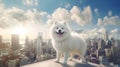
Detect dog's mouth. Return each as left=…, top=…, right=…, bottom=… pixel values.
left=56, top=31, right=65, bottom=36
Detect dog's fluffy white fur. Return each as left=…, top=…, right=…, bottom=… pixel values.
left=50, top=21, right=87, bottom=64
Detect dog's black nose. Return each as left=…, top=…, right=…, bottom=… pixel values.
left=58, top=30, right=61, bottom=33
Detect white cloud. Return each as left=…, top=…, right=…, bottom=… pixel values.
left=111, top=28, right=119, bottom=33
left=110, top=28, right=120, bottom=39
left=23, top=0, right=38, bottom=6
left=97, top=15, right=120, bottom=26
left=94, top=8, right=98, bottom=16
left=97, top=10, right=120, bottom=26
left=26, top=9, right=47, bottom=23
left=0, top=2, right=4, bottom=13
left=70, top=6, right=80, bottom=15
left=65, top=3, right=70, bottom=8
left=0, top=3, right=48, bottom=28
left=47, top=6, right=92, bottom=26
left=70, top=6, right=92, bottom=26
left=79, top=28, right=102, bottom=40
left=108, top=10, right=112, bottom=16
left=47, top=7, right=71, bottom=25
left=6, top=7, right=27, bottom=22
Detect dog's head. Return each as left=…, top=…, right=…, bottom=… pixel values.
left=50, top=21, right=71, bottom=41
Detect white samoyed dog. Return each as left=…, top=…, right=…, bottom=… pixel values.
left=50, top=21, right=87, bottom=64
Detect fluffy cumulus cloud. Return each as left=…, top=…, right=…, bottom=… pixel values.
left=111, top=28, right=119, bottom=33
left=70, top=6, right=92, bottom=26
left=6, top=7, right=27, bottom=22
left=97, top=10, right=120, bottom=26
left=65, top=3, right=70, bottom=8
left=0, top=2, right=4, bottom=12
left=0, top=3, right=47, bottom=28
left=94, top=8, right=98, bottom=16
left=23, top=0, right=38, bottom=6
left=110, top=28, right=120, bottom=39
left=79, top=28, right=101, bottom=40
left=25, top=9, right=47, bottom=23
left=47, top=6, right=92, bottom=26
left=97, top=15, right=120, bottom=26
left=47, top=7, right=71, bottom=25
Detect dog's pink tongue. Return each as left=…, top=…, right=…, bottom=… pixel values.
left=58, top=34, right=62, bottom=37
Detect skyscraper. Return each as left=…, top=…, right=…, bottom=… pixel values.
left=35, top=32, right=43, bottom=61
left=11, top=34, right=20, bottom=50
left=104, top=29, right=108, bottom=41
left=25, top=36, right=30, bottom=51
left=0, top=35, right=2, bottom=45
left=25, top=36, right=29, bottom=45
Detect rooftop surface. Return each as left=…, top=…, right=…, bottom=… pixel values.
left=22, top=58, right=113, bottom=67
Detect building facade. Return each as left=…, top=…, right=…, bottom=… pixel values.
left=11, top=34, right=20, bottom=50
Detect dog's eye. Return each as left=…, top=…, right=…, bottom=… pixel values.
left=57, top=27, right=58, bottom=29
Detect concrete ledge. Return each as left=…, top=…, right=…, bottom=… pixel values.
left=22, top=59, right=113, bottom=67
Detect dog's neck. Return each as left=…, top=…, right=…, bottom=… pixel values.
left=56, top=34, right=71, bottom=43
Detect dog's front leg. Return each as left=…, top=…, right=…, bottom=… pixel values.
left=63, top=52, right=69, bottom=64
left=69, top=53, right=74, bottom=61
left=55, top=51, right=61, bottom=62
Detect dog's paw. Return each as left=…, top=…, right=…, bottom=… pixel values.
left=68, top=58, right=72, bottom=61
left=63, top=60, right=67, bottom=64
left=82, top=60, right=87, bottom=64
left=54, top=59, right=59, bottom=63
left=63, top=62, right=67, bottom=65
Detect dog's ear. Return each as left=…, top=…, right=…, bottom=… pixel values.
left=63, top=21, right=67, bottom=25
left=54, top=21, right=58, bottom=25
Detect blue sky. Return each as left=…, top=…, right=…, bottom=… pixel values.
left=0, top=0, right=120, bottom=39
